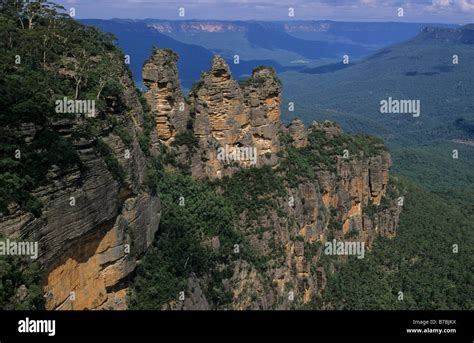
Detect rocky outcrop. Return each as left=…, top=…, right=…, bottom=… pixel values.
left=241, top=66, right=282, bottom=157
left=43, top=192, right=160, bottom=310
left=288, top=118, right=308, bottom=148
left=143, top=49, right=190, bottom=145
left=147, top=53, right=281, bottom=178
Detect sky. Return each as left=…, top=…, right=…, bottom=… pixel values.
left=54, top=0, right=474, bottom=23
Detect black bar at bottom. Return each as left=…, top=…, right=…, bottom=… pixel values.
left=0, top=311, right=472, bottom=340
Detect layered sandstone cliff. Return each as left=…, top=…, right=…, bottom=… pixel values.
left=0, top=58, right=160, bottom=310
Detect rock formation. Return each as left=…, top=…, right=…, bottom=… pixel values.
left=143, top=49, right=190, bottom=146
left=140, top=49, right=401, bottom=309
left=143, top=51, right=282, bottom=179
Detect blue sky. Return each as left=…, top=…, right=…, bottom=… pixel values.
left=55, top=0, right=474, bottom=23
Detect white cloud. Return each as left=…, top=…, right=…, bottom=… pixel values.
left=432, top=0, right=453, bottom=6
left=458, top=0, right=474, bottom=11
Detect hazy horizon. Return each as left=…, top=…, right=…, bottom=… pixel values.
left=54, top=0, right=474, bottom=24
left=78, top=18, right=467, bottom=25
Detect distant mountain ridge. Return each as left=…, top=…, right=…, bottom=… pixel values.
left=279, top=23, right=474, bottom=196
left=144, top=19, right=456, bottom=45
left=280, top=23, right=474, bottom=146
left=81, top=19, right=299, bottom=89
left=81, top=19, right=457, bottom=89
left=417, top=24, right=474, bottom=44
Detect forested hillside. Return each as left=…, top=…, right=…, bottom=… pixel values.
left=320, top=180, right=474, bottom=310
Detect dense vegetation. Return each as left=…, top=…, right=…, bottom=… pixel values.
left=129, top=166, right=275, bottom=309
left=129, top=171, right=232, bottom=308
left=320, top=179, right=473, bottom=310
left=392, top=140, right=474, bottom=192
left=219, top=165, right=286, bottom=221
left=0, top=237, right=44, bottom=310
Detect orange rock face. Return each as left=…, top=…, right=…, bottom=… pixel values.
left=45, top=223, right=116, bottom=310
left=143, top=49, right=190, bottom=146
left=43, top=191, right=160, bottom=310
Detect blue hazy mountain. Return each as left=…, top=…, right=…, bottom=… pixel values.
left=144, top=20, right=456, bottom=64
left=283, top=20, right=456, bottom=46
left=81, top=19, right=456, bottom=89
left=81, top=19, right=299, bottom=89
left=242, top=21, right=370, bottom=59
left=280, top=25, right=474, bottom=146
left=280, top=24, right=474, bottom=192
